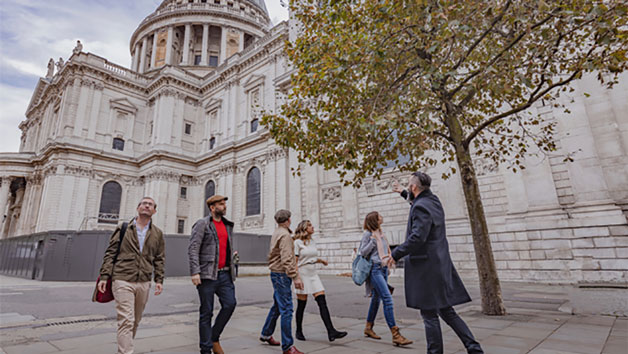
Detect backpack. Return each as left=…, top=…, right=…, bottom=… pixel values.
left=351, top=254, right=372, bottom=286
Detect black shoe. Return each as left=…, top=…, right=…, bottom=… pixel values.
left=328, top=330, right=348, bottom=342
left=296, top=330, right=306, bottom=341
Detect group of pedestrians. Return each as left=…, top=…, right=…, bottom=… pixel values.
left=96, top=171, right=484, bottom=354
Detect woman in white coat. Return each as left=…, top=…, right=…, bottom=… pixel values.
left=293, top=220, right=348, bottom=342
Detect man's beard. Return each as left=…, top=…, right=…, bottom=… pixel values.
left=213, top=208, right=226, bottom=217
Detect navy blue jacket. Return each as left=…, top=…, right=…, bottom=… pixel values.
left=391, top=189, right=471, bottom=310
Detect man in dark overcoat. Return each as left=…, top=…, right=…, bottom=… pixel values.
left=388, top=172, right=483, bottom=354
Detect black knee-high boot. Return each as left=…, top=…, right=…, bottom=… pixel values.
left=296, top=299, right=307, bottom=340
left=315, top=295, right=348, bottom=342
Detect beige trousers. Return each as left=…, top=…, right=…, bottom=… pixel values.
left=113, top=280, right=151, bottom=354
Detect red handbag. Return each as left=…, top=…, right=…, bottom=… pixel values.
left=92, top=222, right=128, bottom=303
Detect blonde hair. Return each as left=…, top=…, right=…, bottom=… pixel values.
left=294, top=220, right=312, bottom=244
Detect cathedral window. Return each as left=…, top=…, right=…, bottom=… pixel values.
left=246, top=167, right=261, bottom=216
left=209, top=56, right=218, bottom=67
left=195, top=55, right=202, bottom=65
left=98, top=181, right=122, bottom=224
left=184, top=123, right=192, bottom=135
left=209, top=136, right=216, bottom=150
left=204, top=180, right=216, bottom=216
left=250, top=118, right=259, bottom=133
left=178, top=219, right=186, bottom=234
left=180, top=186, right=187, bottom=199
left=112, top=138, right=125, bottom=151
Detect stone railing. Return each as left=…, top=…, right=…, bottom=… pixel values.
left=139, top=2, right=269, bottom=28
left=102, top=60, right=149, bottom=85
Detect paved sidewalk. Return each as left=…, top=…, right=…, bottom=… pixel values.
left=1, top=275, right=626, bottom=353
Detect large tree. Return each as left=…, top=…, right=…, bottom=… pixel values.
left=264, top=0, right=628, bottom=314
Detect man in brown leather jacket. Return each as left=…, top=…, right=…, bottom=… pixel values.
left=98, top=197, right=165, bottom=354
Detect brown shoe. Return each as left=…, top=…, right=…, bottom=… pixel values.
left=259, top=336, right=280, bottom=346
left=390, top=326, right=413, bottom=346
left=283, top=346, right=304, bottom=354
left=364, top=321, right=381, bottom=340
left=212, top=341, right=224, bottom=354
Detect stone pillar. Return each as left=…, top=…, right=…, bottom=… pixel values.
left=151, top=33, right=158, bottom=69
left=201, top=24, right=209, bottom=66
left=220, top=26, right=227, bottom=64
left=0, top=177, right=10, bottom=221
left=181, top=24, right=191, bottom=65
left=132, top=44, right=141, bottom=72
left=165, top=26, right=174, bottom=65
left=239, top=31, right=245, bottom=52
left=139, top=37, right=148, bottom=73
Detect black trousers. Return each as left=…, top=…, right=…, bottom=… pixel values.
left=420, top=307, right=483, bottom=354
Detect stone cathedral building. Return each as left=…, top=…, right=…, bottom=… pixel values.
left=1, top=0, right=627, bottom=284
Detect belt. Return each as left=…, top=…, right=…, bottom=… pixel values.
left=218, top=266, right=230, bottom=272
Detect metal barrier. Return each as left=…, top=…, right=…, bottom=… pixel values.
left=0, top=230, right=270, bottom=281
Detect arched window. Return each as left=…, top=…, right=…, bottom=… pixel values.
left=250, top=118, right=259, bottom=133
left=98, top=181, right=122, bottom=224
left=112, top=138, right=125, bottom=151
left=203, top=180, right=216, bottom=216
left=209, top=136, right=216, bottom=150
left=246, top=167, right=261, bottom=216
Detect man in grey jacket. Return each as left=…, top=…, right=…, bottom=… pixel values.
left=188, top=195, right=237, bottom=354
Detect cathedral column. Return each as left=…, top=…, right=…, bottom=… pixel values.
left=181, top=23, right=191, bottom=65
left=0, top=177, right=10, bottom=221
left=201, top=24, right=209, bottom=66
left=165, top=26, right=174, bottom=65
left=132, top=44, right=140, bottom=72
left=239, top=31, right=245, bottom=52
left=220, top=26, right=227, bottom=64
left=139, top=37, right=148, bottom=73
left=150, top=33, right=158, bottom=69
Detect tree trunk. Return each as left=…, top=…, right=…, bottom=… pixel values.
left=455, top=145, right=506, bottom=315
left=444, top=111, right=506, bottom=315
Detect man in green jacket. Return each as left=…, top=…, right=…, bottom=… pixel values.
left=98, top=197, right=165, bottom=354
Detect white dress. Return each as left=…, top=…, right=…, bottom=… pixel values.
left=294, top=238, right=325, bottom=295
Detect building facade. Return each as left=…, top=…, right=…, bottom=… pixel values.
left=0, top=0, right=627, bottom=284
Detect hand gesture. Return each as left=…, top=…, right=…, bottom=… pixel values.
left=318, top=258, right=328, bottom=266
left=191, top=274, right=201, bottom=286
left=392, top=180, right=404, bottom=193
left=386, top=257, right=396, bottom=269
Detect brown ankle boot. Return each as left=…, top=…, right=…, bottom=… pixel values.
left=364, top=321, right=381, bottom=339
left=212, top=341, right=224, bottom=354
left=390, top=326, right=413, bottom=346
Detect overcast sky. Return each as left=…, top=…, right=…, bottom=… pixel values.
left=0, top=0, right=289, bottom=152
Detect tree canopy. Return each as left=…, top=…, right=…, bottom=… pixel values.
left=264, top=0, right=628, bottom=184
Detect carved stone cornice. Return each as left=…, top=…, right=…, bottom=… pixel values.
left=64, top=164, right=93, bottom=178
left=144, top=169, right=181, bottom=182
left=267, top=147, right=287, bottom=162
left=180, top=174, right=202, bottom=186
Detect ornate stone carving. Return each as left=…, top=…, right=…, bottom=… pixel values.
left=364, top=177, right=398, bottom=197
left=474, top=158, right=498, bottom=176
left=321, top=186, right=341, bottom=201
left=64, top=165, right=93, bottom=177
left=241, top=214, right=264, bottom=229
left=145, top=169, right=181, bottom=182
left=267, top=147, right=287, bottom=162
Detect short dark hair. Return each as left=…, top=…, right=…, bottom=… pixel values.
left=138, top=197, right=157, bottom=209
left=410, top=171, right=431, bottom=190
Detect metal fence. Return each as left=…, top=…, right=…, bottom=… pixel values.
left=0, top=230, right=271, bottom=281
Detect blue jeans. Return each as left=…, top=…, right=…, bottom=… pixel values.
left=261, top=272, right=294, bottom=351
left=366, top=263, right=396, bottom=328
left=197, top=271, right=237, bottom=353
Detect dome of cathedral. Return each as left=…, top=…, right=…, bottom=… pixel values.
left=129, top=0, right=271, bottom=74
